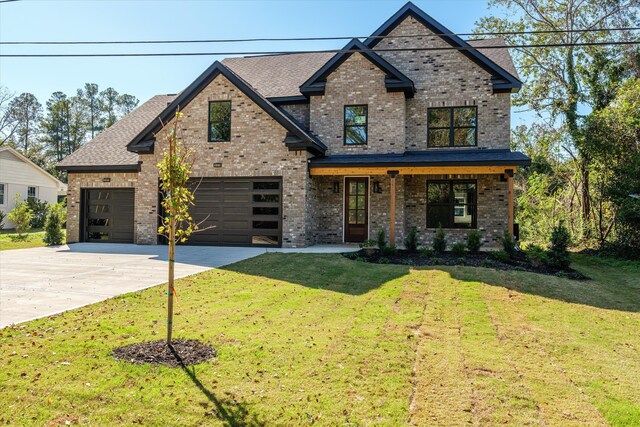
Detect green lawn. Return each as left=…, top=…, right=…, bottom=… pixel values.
left=0, top=228, right=65, bottom=251
left=1, top=254, right=638, bottom=426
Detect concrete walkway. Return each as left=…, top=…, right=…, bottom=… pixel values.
left=0, top=243, right=357, bottom=327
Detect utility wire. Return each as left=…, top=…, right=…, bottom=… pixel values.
left=2, top=26, right=639, bottom=45
left=1, top=40, right=638, bottom=58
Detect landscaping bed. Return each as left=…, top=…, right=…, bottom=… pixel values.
left=344, top=248, right=589, bottom=280
left=112, top=338, right=216, bottom=367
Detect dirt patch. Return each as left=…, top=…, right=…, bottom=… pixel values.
left=112, top=339, right=216, bottom=367
left=344, top=250, right=589, bottom=280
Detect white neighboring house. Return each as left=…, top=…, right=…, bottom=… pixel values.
left=0, top=146, right=67, bottom=229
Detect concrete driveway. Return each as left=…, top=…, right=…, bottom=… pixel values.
left=0, top=243, right=355, bottom=327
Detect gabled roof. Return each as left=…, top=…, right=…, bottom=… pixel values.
left=57, top=95, right=175, bottom=171
left=1, top=146, right=67, bottom=190
left=300, top=38, right=415, bottom=97
left=364, top=1, right=522, bottom=93
left=127, top=61, right=326, bottom=155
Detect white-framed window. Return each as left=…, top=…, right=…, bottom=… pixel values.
left=27, top=186, right=37, bottom=201
left=0, top=183, right=5, bottom=205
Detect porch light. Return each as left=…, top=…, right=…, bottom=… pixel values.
left=373, top=181, right=382, bottom=193
left=333, top=181, right=340, bottom=193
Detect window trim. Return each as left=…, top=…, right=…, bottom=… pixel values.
left=427, top=106, right=478, bottom=148
left=0, top=183, right=5, bottom=206
left=343, top=104, right=368, bottom=146
left=426, top=179, right=477, bottom=229
left=207, top=100, right=232, bottom=142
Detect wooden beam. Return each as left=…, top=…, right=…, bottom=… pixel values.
left=389, top=174, right=396, bottom=246
left=507, top=173, right=514, bottom=237
left=310, top=165, right=516, bottom=176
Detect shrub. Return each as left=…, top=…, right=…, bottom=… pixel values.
left=0, top=210, right=6, bottom=230
left=8, top=195, right=33, bottom=237
left=360, top=239, right=378, bottom=249
left=26, top=198, right=49, bottom=229
left=491, top=250, right=511, bottom=263
left=451, top=242, right=466, bottom=256
left=525, top=244, right=548, bottom=266
left=382, top=245, right=397, bottom=256
left=547, top=223, right=571, bottom=269
left=432, top=225, right=447, bottom=253
left=500, top=230, right=516, bottom=258
left=376, top=229, right=386, bottom=250
left=404, top=227, right=418, bottom=252
left=419, top=247, right=434, bottom=257
left=466, top=230, right=482, bottom=253
left=480, top=258, right=495, bottom=268
left=44, top=203, right=65, bottom=245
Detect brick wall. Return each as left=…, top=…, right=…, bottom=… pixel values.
left=278, top=103, right=310, bottom=129
left=373, top=16, right=511, bottom=151
left=309, top=53, right=406, bottom=155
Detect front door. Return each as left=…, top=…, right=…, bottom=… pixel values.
left=345, top=177, right=368, bottom=243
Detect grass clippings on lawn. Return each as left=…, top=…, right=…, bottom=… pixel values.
left=1, top=253, right=639, bottom=426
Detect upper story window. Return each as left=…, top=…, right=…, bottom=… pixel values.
left=0, top=183, right=5, bottom=205
left=427, top=180, right=477, bottom=229
left=208, top=101, right=231, bottom=142
left=427, top=107, right=477, bottom=147
left=27, top=186, right=37, bottom=201
left=344, top=105, right=368, bottom=145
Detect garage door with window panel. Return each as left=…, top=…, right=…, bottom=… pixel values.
left=186, top=177, right=282, bottom=247
left=83, top=188, right=134, bottom=243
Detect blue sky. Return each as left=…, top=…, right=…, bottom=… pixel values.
left=0, top=0, right=529, bottom=125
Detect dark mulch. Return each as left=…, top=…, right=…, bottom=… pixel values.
left=112, top=339, right=217, bottom=367
left=344, top=249, right=589, bottom=280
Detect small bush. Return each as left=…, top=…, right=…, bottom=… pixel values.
left=451, top=242, right=466, bottom=256
left=44, top=203, right=65, bottom=245
left=432, top=225, right=447, bottom=253
left=491, top=250, right=511, bottom=263
left=382, top=245, right=397, bottom=256
left=466, top=230, right=482, bottom=253
left=404, top=227, right=418, bottom=252
left=525, top=244, right=548, bottom=266
left=376, top=229, right=386, bottom=250
left=419, top=247, right=434, bottom=257
left=430, top=257, right=441, bottom=265
left=8, top=195, right=33, bottom=237
left=500, top=230, right=516, bottom=258
left=0, top=210, right=6, bottom=230
left=547, top=223, right=571, bottom=269
left=360, top=239, right=378, bottom=249
left=26, top=198, right=49, bottom=228
left=480, top=258, right=495, bottom=268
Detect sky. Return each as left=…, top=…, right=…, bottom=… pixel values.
left=0, top=0, right=531, bottom=125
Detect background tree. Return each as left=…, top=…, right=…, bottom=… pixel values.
left=118, top=93, right=139, bottom=116
left=99, top=87, right=120, bottom=129
left=7, top=93, right=42, bottom=152
left=0, top=86, right=17, bottom=144
left=80, top=83, right=101, bottom=138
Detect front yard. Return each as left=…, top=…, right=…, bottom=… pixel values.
left=1, top=253, right=638, bottom=426
left=0, top=228, right=65, bottom=251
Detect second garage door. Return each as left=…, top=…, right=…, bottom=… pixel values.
left=186, top=177, right=282, bottom=247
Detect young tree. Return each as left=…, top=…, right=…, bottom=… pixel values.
left=157, top=110, right=199, bottom=345
left=8, top=195, right=33, bottom=237
left=7, top=93, right=42, bottom=152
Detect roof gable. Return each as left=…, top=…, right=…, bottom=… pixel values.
left=300, top=39, right=415, bottom=97
left=364, top=2, right=521, bottom=93
left=1, top=147, right=66, bottom=190
left=127, top=61, right=326, bottom=155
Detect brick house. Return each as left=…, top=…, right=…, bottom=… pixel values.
left=57, top=2, right=530, bottom=248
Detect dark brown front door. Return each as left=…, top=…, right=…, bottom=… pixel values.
left=345, top=177, right=368, bottom=243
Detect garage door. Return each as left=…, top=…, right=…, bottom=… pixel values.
left=186, top=177, right=282, bottom=247
left=83, top=188, right=134, bottom=243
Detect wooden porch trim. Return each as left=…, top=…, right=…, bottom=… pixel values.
left=310, top=165, right=517, bottom=176
left=507, top=171, right=514, bottom=237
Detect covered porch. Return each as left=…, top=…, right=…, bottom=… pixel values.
left=307, top=150, right=531, bottom=248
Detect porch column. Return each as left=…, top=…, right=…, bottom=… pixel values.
left=506, top=169, right=514, bottom=237
left=388, top=170, right=399, bottom=245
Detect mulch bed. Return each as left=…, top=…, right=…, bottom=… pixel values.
left=344, top=249, right=589, bottom=280
left=112, top=339, right=216, bottom=367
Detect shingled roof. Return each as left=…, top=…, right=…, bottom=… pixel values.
left=57, top=94, right=175, bottom=170
left=467, top=38, right=519, bottom=80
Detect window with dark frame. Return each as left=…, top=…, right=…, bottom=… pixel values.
left=27, top=186, right=37, bottom=201
left=208, top=101, right=231, bottom=142
left=427, top=107, right=477, bottom=147
left=0, top=183, right=5, bottom=205
left=344, top=105, right=368, bottom=145
left=427, top=180, right=477, bottom=229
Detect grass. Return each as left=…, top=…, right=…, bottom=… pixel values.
left=0, top=228, right=65, bottom=251
left=0, top=253, right=639, bottom=426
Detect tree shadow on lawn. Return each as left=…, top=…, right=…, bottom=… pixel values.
left=419, top=263, right=640, bottom=313
left=220, top=253, right=410, bottom=295
left=169, top=346, right=265, bottom=427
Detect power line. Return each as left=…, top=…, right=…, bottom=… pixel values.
left=1, top=40, right=638, bottom=58
left=2, top=26, right=639, bottom=45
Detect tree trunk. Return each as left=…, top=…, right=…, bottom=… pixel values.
left=167, top=217, right=175, bottom=345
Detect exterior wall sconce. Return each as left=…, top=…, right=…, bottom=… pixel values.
left=333, top=181, right=340, bottom=193
left=373, top=181, right=382, bottom=193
